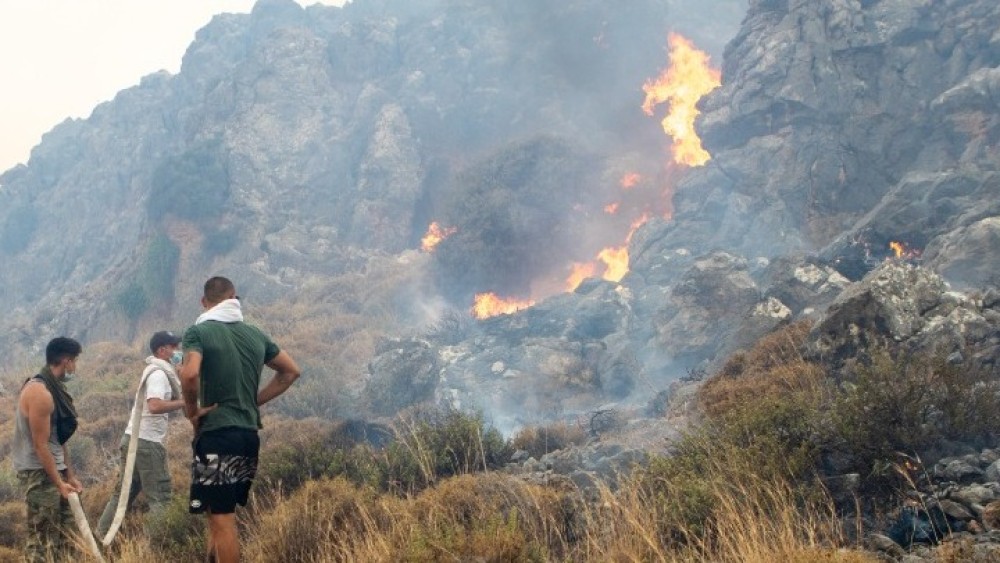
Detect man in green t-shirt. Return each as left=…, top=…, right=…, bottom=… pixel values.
left=179, top=276, right=301, bottom=563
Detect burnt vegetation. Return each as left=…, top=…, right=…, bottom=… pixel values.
left=430, top=136, right=606, bottom=303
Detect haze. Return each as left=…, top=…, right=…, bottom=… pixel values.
left=0, top=0, right=346, bottom=174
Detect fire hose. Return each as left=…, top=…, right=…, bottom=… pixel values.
left=68, top=491, right=105, bottom=561
left=100, top=364, right=181, bottom=546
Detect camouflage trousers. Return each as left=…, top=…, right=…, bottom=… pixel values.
left=17, top=468, right=74, bottom=563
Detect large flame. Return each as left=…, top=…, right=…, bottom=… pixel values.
left=598, top=247, right=629, bottom=283
left=472, top=292, right=535, bottom=319
left=566, top=262, right=598, bottom=291
left=642, top=33, right=721, bottom=167
left=564, top=213, right=649, bottom=292
left=421, top=222, right=457, bottom=252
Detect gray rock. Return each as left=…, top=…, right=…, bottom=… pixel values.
left=984, top=460, right=1000, bottom=483
left=936, top=458, right=986, bottom=484
left=939, top=499, right=975, bottom=521
left=866, top=533, right=905, bottom=557
left=363, top=338, right=441, bottom=416
left=951, top=484, right=997, bottom=507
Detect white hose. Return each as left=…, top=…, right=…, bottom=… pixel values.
left=100, top=374, right=148, bottom=546
left=68, top=491, right=105, bottom=561
left=101, top=364, right=180, bottom=546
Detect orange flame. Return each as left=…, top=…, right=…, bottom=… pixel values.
left=889, top=241, right=904, bottom=258
left=604, top=202, right=620, bottom=215
left=472, top=292, right=535, bottom=319
left=620, top=172, right=641, bottom=189
left=599, top=247, right=629, bottom=283
left=421, top=222, right=457, bottom=252
left=566, top=262, right=598, bottom=292
left=642, top=33, right=721, bottom=167
left=628, top=213, right=650, bottom=242
left=889, top=241, right=922, bottom=260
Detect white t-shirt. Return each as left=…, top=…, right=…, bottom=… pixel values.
left=124, top=369, right=172, bottom=443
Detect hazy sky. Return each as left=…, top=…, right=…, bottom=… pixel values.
left=0, top=0, right=345, bottom=174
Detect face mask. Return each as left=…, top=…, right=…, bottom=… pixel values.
left=171, top=350, right=183, bottom=366
left=62, top=359, right=77, bottom=382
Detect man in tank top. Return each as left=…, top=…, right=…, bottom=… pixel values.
left=13, top=336, right=84, bottom=563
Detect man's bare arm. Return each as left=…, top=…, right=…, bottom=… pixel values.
left=22, top=384, right=78, bottom=498
left=62, top=445, right=82, bottom=492
left=257, top=350, right=301, bottom=406
left=179, top=350, right=203, bottom=419
left=147, top=398, right=185, bottom=415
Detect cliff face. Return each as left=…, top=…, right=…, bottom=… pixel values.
left=633, top=0, right=1000, bottom=286
left=0, top=0, right=741, bottom=354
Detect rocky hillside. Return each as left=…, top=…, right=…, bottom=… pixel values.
left=368, top=0, right=1000, bottom=429
left=644, top=0, right=1000, bottom=285
left=0, top=0, right=741, bottom=358
left=3, top=0, right=1000, bottom=435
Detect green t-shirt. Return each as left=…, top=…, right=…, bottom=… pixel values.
left=182, top=321, right=280, bottom=433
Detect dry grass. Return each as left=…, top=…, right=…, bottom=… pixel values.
left=698, top=320, right=823, bottom=419
left=3, top=429, right=878, bottom=563
left=511, top=420, right=590, bottom=460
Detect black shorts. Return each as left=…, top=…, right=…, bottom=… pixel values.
left=189, top=427, right=260, bottom=514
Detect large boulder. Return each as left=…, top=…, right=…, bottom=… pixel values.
left=808, top=261, right=1000, bottom=373
left=644, top=251, right=772, bottom=368
left=364, top=338, right=441, bottom=416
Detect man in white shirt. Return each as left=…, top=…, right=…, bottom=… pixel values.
left=96, top=330, right=185, bottom=538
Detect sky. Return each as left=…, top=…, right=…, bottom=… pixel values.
left=0, top=0, right=345, bottom=174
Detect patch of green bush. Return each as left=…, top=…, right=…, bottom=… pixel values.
left=112, top=233, right=179, bottom=321
left=828, top=350, right=1000, bottom=493
left=383, top=407, right=513, bottom=493
left=694, top=339, right=1000, bottom=503
left=258, top=408, right=513, bottom=497
left=0, top=462, right=19, bottom=504
left=201, top=225, right=240, bottom=257
left=148, top=139, right=229, bottom=221
left=0, top=501, right=23, bottom=549
left=146, top=495, right=205, bottom=555
left=114, top=282, right=149, bottom=321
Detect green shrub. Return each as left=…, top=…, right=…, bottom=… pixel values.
left=0, top=462, right=19, bottom=504
left=112, top=233, right=179, bottom=321
left=201, top=225, right=240, bottom=257
left=141, top=233, right=179, bottom=300
left=632, top=421, right=828, bottom=548
left=827, top=350, right=1000, bottom=493
left=383, top=407, right=513, bottom=494
left=0, top=501, right=23, bottom=548
left=148, top=140, right=229, bottom=221
left=114, top=282, right=149, bottom=321
left=258, top=409, right=512, bottom=496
